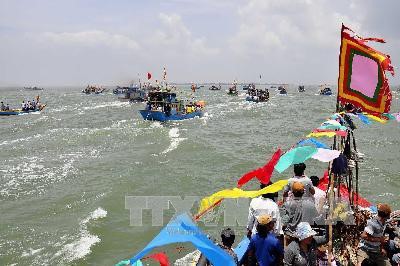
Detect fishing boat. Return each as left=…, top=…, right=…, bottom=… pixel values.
left=118, top=86, right=147, bottom=102
left=0, top=106, right=46, bottom=116
left=24, top=86, right=43, bottom=91
left=83, top=85, right=106, bottom=94
left=246, top=87, right=269, bottom=102
left=298, top=85, right=305, bottom=92
left=113, top=86, right=128, bottom=95
left=320, top=87, right=333, bottom=95
left=227, top=85, right=238, bottom=96
left=278, top=86, right=287, bottom=95
left=139, top=91, right=204, bottom=122
left=209, top=85, right=221, bottom=91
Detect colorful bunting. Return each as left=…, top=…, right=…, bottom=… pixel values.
left=274, top=146, right=317, bottom=173
left=357, top=113, right=372, bottom=124
left=297, top=138, right=330, bottom=149
left=338, top=24, right=394, bottom=115
left=307, top=132, right=336, bottom=138
left=365, top=114, right=387, bottom=123
left=311, top=148, right=341, bottom=163
left=197, top=180, right=288, bottom=215
left=145, top=252, right=170, bottom=266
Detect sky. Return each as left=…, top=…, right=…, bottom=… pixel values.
left=0, top=0, right=399, bottom=86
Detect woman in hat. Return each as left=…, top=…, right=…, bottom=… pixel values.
left=283, top=222, right=328, bottom=266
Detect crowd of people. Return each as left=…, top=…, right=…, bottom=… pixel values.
left=196, top=163, right=399, bottom=266
left=0, top=101, right=10, bottom=111
left=247, top=85, right=270, bottom=102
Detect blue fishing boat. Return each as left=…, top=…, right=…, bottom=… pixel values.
left=320, top=87, right=333, bottom=95
left=139, top=91, right=204, bottom=122
left=0, top=106, right=45, bottom=116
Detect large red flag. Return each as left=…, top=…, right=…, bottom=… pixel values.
left=237, top=148, right=282, bottom=187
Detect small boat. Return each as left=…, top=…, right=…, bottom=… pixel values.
left=298, top=85, right=305, bottom=92
left=113, top=86, right=128, bottom=95
left=139, top=91, right=204, bottom=122
left=227, top=85, right=238, bottom=95
left=24, top=86, right=43, bottom=91
left=320, top=87, right=333, bottom=95
left=242, top=84, right=251, bottom=90
left=0, top=106, right=46, bottom=116
left=246, top=87, right=269, bottom=103
left=209, top=85, right=221, bottom=91
left=83, top=85, right=106, bottom=94
left=278, top=86, right=287, bottom=95
left=118, top=86, right=147, bottom=102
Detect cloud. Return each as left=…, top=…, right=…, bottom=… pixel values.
left=153, top=13, right=219, bottom=56
left=41, top=30, right=140, bottom=51
left=229, top=0, right=360, bottom=59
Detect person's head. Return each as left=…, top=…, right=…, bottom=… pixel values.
left=310, top=176, right=320, bottom=187
left=220, top=228, right=235, bottom=248
left=292, top=181, right=305, bottom=197
left=294, top=163, right=306, bottom=176
left=256, top=214, right=275, bottom=236
left=260, top=182, right=278, bottom=201
left=377, top=203, right=391, bottom=221
left=296, top=222, right=317, bottom=245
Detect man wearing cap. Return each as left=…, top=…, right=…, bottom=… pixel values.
left=283, top=163, right=315, bottom=202
left=357, top=203, right=392, bottom=266
left=284, top=222, right=329, bottom=266
left=247, top=182, right=283, bottom=238
left=245, top=214, right=284, bottom=266
left=281, top=182, right=321, bottom=236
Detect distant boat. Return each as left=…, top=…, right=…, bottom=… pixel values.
left=278, top=86, right=287, bottom=95
left=227, top=85, right=238, bottom=95
left=320, top=87, right=333, bottom=95
left=139, top=91, right=204, bottom=121
left=24, top=86, right=43, bottom=91
left=113, top=86, right=128, bottom=95
left=83, top=85, right=106, bottom=94
left=298, top=85, right=305, bottom=92
left=246, top=88, right=269, bottom=103
left=209, top=85, right=221, bottom=91
left=118, top=86, right=147, bottom=102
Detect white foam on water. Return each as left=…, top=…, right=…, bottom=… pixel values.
left=54, top=207, right=107, bottom=263
left=0, top=134, right=42, bottom=146
left=21, top=247, right=44, bottom=257
left=161, top=128, right=186, bottom=154
left=150, top=121, right=163, bottom=128
left=82, top=101, right=129, bottom=110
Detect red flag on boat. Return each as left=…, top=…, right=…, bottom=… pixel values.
left=147, top=72, right=152, bottom=80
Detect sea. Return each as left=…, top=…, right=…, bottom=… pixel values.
left=1, top=85, right=399, bottom=265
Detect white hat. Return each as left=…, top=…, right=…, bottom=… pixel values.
left=295, top=222, right=317, bottom=241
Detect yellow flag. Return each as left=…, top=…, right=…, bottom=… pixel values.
left=197, top=179, right=288, bottom=215
left=307, top=132, right=336, bottom=138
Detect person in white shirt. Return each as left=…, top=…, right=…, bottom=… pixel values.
left=247, top=182, right=283, bottom=238
left=310, top=176, right=326, bottom=214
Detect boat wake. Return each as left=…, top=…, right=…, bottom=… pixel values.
left=53, top=207, right=107, bottom=263
left=161, top=128, right=186, bottom=154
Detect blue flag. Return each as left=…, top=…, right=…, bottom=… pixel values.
left=118, top=213, right=236, bottom=266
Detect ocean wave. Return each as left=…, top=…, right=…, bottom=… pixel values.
left=53, top=207, right=107, bottom=263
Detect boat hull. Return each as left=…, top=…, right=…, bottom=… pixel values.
left=0, top=110, right=41, bottom=116
left=320, top=92, right=332, bottom=96
left=139, top=110, right=203, bottom=121
left=245, top=96, right=268, bottom=103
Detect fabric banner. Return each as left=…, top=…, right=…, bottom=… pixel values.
left=119, top=213, right=236, bottom=266
left=297, top=138, right=330, bottom=149
left=338, top=24, right=394, bottom=115
left=198, top=180, right=288, bottom=215
left=311, top=148, right=341, bottom=162
left=274, top=146, right=318, bottom=173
